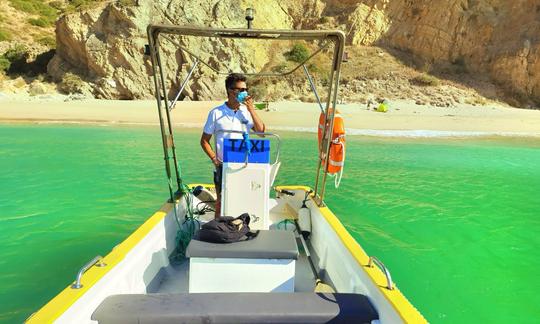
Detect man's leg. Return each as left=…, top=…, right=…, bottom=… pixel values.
left=213, top=165, right=223, bottom=219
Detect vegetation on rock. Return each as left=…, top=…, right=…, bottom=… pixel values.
left=37, top=36, right=56, bottom=48
left=0, top=44, right=54, bottom=76
left=65, top=0, right=105, bottom=12
left=58, top=72, right=85, bottom=94
left=0, top=29, right=12, bottom=42
left=285, top=43, right=310, bottom=64
left=0, top=57, right=10, bottom=73
left=29, top=17, right=51, bottom=27
left=411, top=74, right=440, bottom=87
left=9, top=0, right=58, bottom=26
left=1, top=45, right=28, bottom=73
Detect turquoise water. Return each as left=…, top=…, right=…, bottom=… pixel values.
left=1, top=124, right=539, bottom=323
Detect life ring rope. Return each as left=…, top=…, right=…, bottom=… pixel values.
left=333, top=141, right=345, bottom=188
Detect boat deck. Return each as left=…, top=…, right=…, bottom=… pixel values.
left=144, top=196, right=321, bottom=294
left=148, top=237, right=318, bottom=294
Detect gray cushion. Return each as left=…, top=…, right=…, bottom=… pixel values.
left=187, top=230, right=298, bottom=260
left=92, top=293, right=379, bottom=324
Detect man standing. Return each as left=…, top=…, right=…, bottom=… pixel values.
left=200, top=73, right=266, bottom=218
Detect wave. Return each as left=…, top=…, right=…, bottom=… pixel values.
left=0, top=212, right=45, bottom=223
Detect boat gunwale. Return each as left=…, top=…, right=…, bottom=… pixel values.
left=279, top=186, right=428, bottom=323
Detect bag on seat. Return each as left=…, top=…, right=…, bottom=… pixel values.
left=198, top=213, right=259, bottom=243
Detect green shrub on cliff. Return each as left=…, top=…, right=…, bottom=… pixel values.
left=9, top=0, right=58, bottom=26
left=0, top=57, right=10, bottom=73
left=410, top=73, right=440, bottom=87
left=37, top=35, right=56, bottom=48
left=29, top=17, right=50, bottom=27
left=59, top=73, right=85, bottom=94
left=0, top=45, right=29, bottom=74
left=49, top=1, right=65, bottom=11
left=0, top=28, right=12, bottom=42
left=67, top=0, right=102, bottom=11
left=9, top=0, right=57, bottom=18
left=3, top=45, right=28, bottom=63
left=117, top=0, right=138, bottom=6
left=285, top=43, right=310, bottom=63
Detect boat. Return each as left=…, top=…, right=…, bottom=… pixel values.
left=27, top=15, right=426, bottom=324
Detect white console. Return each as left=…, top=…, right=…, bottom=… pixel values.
left=221, top=162, right=270, bottom=230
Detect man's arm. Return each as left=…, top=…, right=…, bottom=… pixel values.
left=200, top=133, right=220, bottom=167
left=245, top=96, right=265, bottom=133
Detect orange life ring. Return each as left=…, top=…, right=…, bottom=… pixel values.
left=318, top=109, right=345, bottom=175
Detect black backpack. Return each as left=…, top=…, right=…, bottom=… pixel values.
left=198, top=213, right=259, bottom=243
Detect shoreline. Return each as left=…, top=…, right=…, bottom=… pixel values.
left=1, top=99, right=540, bottom=138
left=2, top=119, right=540, bottom=139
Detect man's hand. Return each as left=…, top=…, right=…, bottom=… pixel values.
left=211, top=156, right=222, bottom=167
left=201, top=132, right=221, bottom=166
left=245, top=96, right=255, bottom=111
left=244, top=95, right=265, bottom=133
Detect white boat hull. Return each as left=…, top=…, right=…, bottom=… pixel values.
left=27, top=186, right=425, bottom=323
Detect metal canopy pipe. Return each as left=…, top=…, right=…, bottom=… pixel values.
left=147, top=24, right=346, bottom=204
left=313, top=32, right=345, bottom=205
left=302, top=64, right=324, bottom=114
left=161, top=34, right=331, bottom=77
left=149, top=25, right=343, bottom=41
left=147, top=28, right=177, bottom=203
left=149, top=29, right=183, bottom=194
left=155, top=41, right=182, bottom=190
left=318, top=34, right=345, bottom=204
left=313, top=43, right=337, bottom=202
left=170, top=59, right=199, bottom=111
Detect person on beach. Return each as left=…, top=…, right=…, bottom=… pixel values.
left=200, top=73, right=266, bottom=218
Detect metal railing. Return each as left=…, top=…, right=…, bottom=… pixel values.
left=302, top=64, right=324, bottom=114
left=71, top=255, right=107, bottom=289
left=169, top=59, right=199, bottom=111
left=368, top=256, right=394, bottom=290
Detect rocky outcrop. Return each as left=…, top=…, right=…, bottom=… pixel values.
left=347, top=3, right=389, bottom=46
left=48, top=0, right=317, bottom=99
left=318, top=0, right=540, bottom=106
left=48, top=2, right=153, bottom=99
left=48, top=0, right=540, bottom=106
left=379, top=0, right=540, bottom=106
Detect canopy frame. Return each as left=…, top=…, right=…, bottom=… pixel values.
left=146, top=25, right=345, bottom=206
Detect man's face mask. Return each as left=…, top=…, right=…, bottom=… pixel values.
left=236, top=90, right=248, bottom=104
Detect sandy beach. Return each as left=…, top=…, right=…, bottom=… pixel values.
left=1, top=97, right=540, bottom=137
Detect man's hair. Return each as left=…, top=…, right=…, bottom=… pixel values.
left=225, top=73, right=247, bottom=93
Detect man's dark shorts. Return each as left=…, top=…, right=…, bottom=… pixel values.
left=213, top=164, right=223, bottom=195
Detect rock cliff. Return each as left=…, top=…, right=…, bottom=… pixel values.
left=379, top=0, right=540, bottom=106
left=48, top=0, right=540, bottom=106
left=48, top=0, right=317, bottom=99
